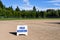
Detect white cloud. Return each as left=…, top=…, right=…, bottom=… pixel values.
left=54, top=3, right=60, bottom=6
left=47, top=0, right=60, bottom=7
left=48, top=0, right=60, bottom=2
left=20, top=5, right=33, bottom=10
left=12, top=4, right=33, bottom=10
left=54, top=0, right=60, bottom=1
left=12, top=0, right=33, bottom=10
left=23, top=0, right=29, bottom=3
left=12, top=4, right=42, bottom=11
left=40, top=7, right=60, bottom=11
left=22, top=0, right=60, bottom=10
left=12, top=0, right=47, bottom=11
left=22, top=0, right=33, bottom=10
left=23, top=0, right=29, bottom=5
left=22, top=0, right=42, bottom=11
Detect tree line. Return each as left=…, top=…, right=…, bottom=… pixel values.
left=0, top=0, right=60, bottom=18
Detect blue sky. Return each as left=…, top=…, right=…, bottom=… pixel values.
left=1, top=0, right=60, bottom=10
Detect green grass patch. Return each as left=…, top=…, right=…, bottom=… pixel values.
left=0, top=18, right=60, bottom=20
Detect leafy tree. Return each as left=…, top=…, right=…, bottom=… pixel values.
left=0, top=0, right=60, bottom=18
left=46, top=9, right=58, bottom=18
left=56, top=10, right=60, bottom=17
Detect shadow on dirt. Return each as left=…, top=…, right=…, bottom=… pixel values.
left=9, top=32, right=17, bottom=36
left=9, top=32, right=26, bottom=36
left=45, top=22, right=60, bottom=24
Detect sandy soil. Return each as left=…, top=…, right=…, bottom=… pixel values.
left=0, top=20, right=60, bottom=40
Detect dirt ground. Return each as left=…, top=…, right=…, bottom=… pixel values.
left=0, top=20, right=60, bottom=40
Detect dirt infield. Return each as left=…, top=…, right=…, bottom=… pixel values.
left=0, top=20, right=60, bottom=40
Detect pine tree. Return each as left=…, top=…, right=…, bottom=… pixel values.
left=33, top=6, right=36, bottom=12
left=0, top=0, right=5, bottom=8
left=15, top=6, right=20, bottom=11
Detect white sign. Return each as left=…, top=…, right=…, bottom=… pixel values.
left=17, top=25, right=28, bottom=36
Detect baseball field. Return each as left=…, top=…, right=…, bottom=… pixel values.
left=0, top=19, right=60, bottom=40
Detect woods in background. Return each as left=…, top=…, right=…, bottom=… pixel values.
left=0, top=1, right=60, bottom=18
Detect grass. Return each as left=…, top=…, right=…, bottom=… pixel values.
left=0, top=18, right=60, bottom=20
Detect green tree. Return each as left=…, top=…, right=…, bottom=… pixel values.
left=6, top=6, right=13, bottom=11
left=33, top=6, right=36, bottom=12
left=46, top=9, right=58, bottom=18
left=15, top=6, right=20, bottom=11
left=0, top=0, right=5, bottom=9
left=56, top=10, right=60, bottom=17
